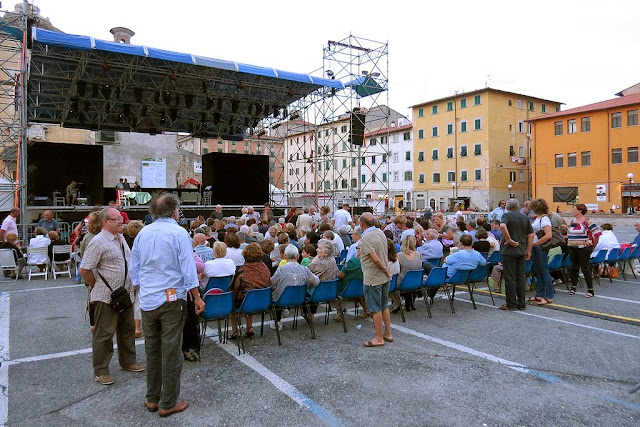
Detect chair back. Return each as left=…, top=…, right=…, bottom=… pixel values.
left=446, top=269, right=470, bottom=284
left=0, top=249, right=16, bottom=268
left=426, top=258, right=442, bottom=267
left=605, top=249, right=619, bottom=262
left=423, top=267, right=447, bottom=289
left=275, top=285, right=307, bottom=308
left=388, top=274, right=398, bottom=294
left=590, top=249, right=608, bottom=263
left=561, top=254, right=572, bottom=269
left=201, top=290, right=233, bottom=321
left=468, top=264, right=488, bottom=282
left=397, top=269, right=423, bottom=292
left=27, top=246, right=49, bottom=256
left=618, top=246, right=631, bottom=261
left=631, top=245, right=640, bottom=259
left=487, top=251, right=501, bottom=265
left=340, top=278, right=364, bottom=300
left=205, top=275, right=233, bottom=293
left=480, top=252, right=489, bottom=260
left=308, top=279, right=338, bottom=304
left=547, top=253, right=564, bottom=270
left=238, top=287, right=272, bottom=315
left=338, top=249, right=348, bottom=263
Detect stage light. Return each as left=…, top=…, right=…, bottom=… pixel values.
left=255, top=103, right=263, bottom=115
left=206, top=98, right=214, bottom=110
left=123, top=103, right=131, bottom=116
left=326, top=70, right=334, bottom=77
left=237, top=82, right=244, bottom=89
left=184, top=93, right=194, bottom=108
left=102, top=61, right=110, bottom=71
left=252, top=118, right=259, bottom=128
left=231, top=100, right=239, bottom=114
left=134, top=87, right=143, bottom=103
left=162, top=92, right=171, bottom=106
left=289, top=111, right=300, bottom=120
left=170, top=108, right=178, bottom=121
left=271, top=123, right=281, bottom=130
left=282, top=107, right=287, bottom=118
left=202, top=81, right=208, bottom=93
left=69, top=98, right=78, bottom=114
left=140, top=105, right=148, bottom=117
left=76, top=80, right=86, bottom=97
left=213, top=112, right=220, bottom=125
left=257, top=129, right=266, bottom=137
left=169, top=71, right=176, bottom=80
left=216, top=98, right=223, bottom=111
left=273, top=106, right=279, bottom=117
left=160, top=113, right=166, bottom=126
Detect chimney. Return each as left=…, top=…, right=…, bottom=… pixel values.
left=110, top=27, right=135, bottom=44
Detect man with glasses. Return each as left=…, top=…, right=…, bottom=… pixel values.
left=489, top=200, right=508, bottom=221
left=80, top=208, right=144, bottom=386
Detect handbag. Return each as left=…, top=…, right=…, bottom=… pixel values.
left=97, top=241, right=132, bottom=313
left=536, top=216, right=565, bottom=250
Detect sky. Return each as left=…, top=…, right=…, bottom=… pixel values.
left=22, top=0, right=640, bottom=119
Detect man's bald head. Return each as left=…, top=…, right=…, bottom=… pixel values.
left=193, top=233, right=207, bottom=246
left=359, top=212, right=375, bottom=227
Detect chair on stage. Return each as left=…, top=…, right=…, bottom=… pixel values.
left=202, top=191, right=212, bottom=206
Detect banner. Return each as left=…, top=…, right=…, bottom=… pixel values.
left=141, top=158, right=166, bottom=188
left=596, top=184, right=607, bottom=202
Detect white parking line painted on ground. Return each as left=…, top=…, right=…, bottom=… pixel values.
left=7, top=284, right=84, bottom=293
left=210, top=330, right=342, bottom=426
left=555, top=288, right=640, bottom=305
left=0, top=292, right=11, bottom=426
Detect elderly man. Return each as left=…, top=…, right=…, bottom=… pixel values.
left=0, top=207, right=20, bottom=242
left=246, top=206, right=260, bottom=223
left=80, top=207, right=144, bottom=386
left=520, top=200, right=536, bottom=223
left=192, top=233, right=213, bottom=261
left=417, top=229, right=444, bottom=273
left=296, top=207, right=313, bottom=235
left=345, top=226, right=362, bottom=262
left=489, top=200, right=507, bottom=221
left=359, top=212, right=393, bottom=347
left=261, top=202, right=274, bottom=225
left=465, top=220, right=478, bottom=242
left=209, top=204, right=224, bottom=221
left=130, top=194, right=204, bottom=417
left=309, top=206, right=321, bottom=223
left=333, top=203, right=355, bottom=231
left=499, top=199, right=533, bottom=311
left=37, top=210, right=60, bottom=233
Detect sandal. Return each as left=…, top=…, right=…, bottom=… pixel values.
left=568, top=289, right=576, bottom=296
left=528, top=296, right=542, bottom=302
left=537, top=298, right=553, bottom=306
left=229, top=332, right=239, bottom=340
left=584, top=292, right=594, bottom=298
left=244, top=328, right=255, bottom=338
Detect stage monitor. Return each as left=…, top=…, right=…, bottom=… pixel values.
left=201, top=152, right=269, bottom=205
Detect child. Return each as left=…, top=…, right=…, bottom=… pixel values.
left=300, top=245, right=316, bottom=267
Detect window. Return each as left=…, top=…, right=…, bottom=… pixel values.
left=371, top=155, right=376, bottom=164
left=202, top=147, right=209, bottom=154
left=474, top=169, right=482, bottom=180
left=460, top=98, right=467, bottom=109
left=383, top=173, right=387, bottom=182
left=460, top=146, right=468, bottom=157
left=382, top=153, right=387, bottom=163
left=581, top=151, right=591, bottom=166
left=341, top=179, right=347, bottom=189
left=611, top=112, right=622, bottom=128
left=404, top=171, right=412, bottom=181
left=460, top=170, right=468, bottom=182
left=217, top=148, right=223, bottom=153
left=361, top=157, right=366, bottom=165
left=628, top=110, right=638, bottom=126
left=612, top=148, right=622, bottom=164
left=351, top=158, right=356, bottom=167
left=418, top=108, right=424, bottom=118
left=509, top=171, right=516, bottom=182
left=474, top=118, right=482, bottom=130
left=341, top=125, right=347, bottom=133
left=372, top=174, right=376, bottom=183
left=446, top=101, right=453, bottom=111
left=342, top=159, right=347, bottom=168
left=581, top=117, right=590, bottom=132
left=325, top=129, right=329, bottom=136
left=556, top=106, right=561, bottom=112
left=517, top=99, right=524, bottom=109
left=509, top=146, right=515, bottom=156
left=541, top=104, right=546, bottom=113
left=474, top=143, right=482, bottom=155
left=351, top=178, right=357, bottom=187
left=370, top=138, right=377, bottom=145
left=317, top=131, right=321, bottom=138
left=405, top=151, right=411, bottom=161
left=393, top=152, right=399, bottom=162
left=447, top=147, right=454, bottom=158
left=508, top=99, right=512, bottom=106
left=361, top=175, right=366, bottom=184
left=518, top=121, right=525, bottom=133
left=567, top=119, right=577, bottom=134
left=419, top=173, right=425, bottom=184
left=447, top=171, right=455, bottom=182
left=568, top=152, right=577, bottom=167
left=629, top=146, right=639, bottom=163
left=474, top=95, right=481, bottom=105
left=555, top=154, right=563, bottom=168
left=432, top=173, right=440, bottom=183
left=418, top=151, right=424, bottom=161
left=432, top=149, right=439, bottom=160
left=528, top=101, right=534, bottom=111
left=393, top=172, right=399, bottom=182
left=460, top=120, right=467, bottom=133
left=418, top=129, right=424, bottom=139
left=518, top=146, right=525, bottom=157
left=380, top=136, right=386, bottom=144
left=403, top=131, right=411, bottom=140
left=432, top=126, right=439, bottom=137
left=231, top=149, right=236, bottom=154
left=447, top=123, right=454, bottom=135
left=432, top=105, right=438, bottom=115
left=554, top=121, right=563, bottom=135
left=519, top=171, right=525, bottom=182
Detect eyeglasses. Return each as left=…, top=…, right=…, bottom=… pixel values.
left=107, top=217, right=123, bottom=222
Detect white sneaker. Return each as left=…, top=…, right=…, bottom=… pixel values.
left=269, top=323, right=284, bottom=331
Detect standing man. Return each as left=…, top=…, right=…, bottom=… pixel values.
left=358, top=212, right=393, bottom=347
left=0, top=207, right=19, bottom=242
left=66, top=179, right=78, bottom=206
left=489, top=200, right=507, bottom=221
left=36, top=210, right=60, bottom=233
left=296, top=207, right=312, bottom=235
left=80, top=207, right=144, bottom=386
left=333, top=203, right=355, bottom=232
left=499, top=199, right=533, bottom=311
left=309, top=206, right=321, bottom=223
left=520, top=200, right=536, bottom=223
left=130, top=194, right=204, bottom=417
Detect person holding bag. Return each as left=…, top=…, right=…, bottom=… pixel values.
left=567, top=204, right=601, bottom=298
left=529, top=199, right=555, bottom=305
left=80, top=207, right=145, bottom=386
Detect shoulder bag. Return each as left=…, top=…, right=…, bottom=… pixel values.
left=536, top=216, right=565, bottom=251
left=97, top=242, right=132, bottom=313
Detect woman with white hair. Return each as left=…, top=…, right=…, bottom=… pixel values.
left=309, top=239, right=339, bottom=281
left=201, top=242, right=236, bottom=290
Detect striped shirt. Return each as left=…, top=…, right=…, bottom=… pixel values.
left=81, top=230, right=132, bottom=304
left=567, top=219, right=601, bottom=248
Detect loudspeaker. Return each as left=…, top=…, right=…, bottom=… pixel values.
left=201, top=152, right=269, bottom=205
left=350, top=112, right=366, bottom=146
left=33, top=196, right=51, bottom=206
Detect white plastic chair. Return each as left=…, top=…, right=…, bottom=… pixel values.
left=27, top=246, right=49, bottom=281
left=51, top=245, right=73, bottom=279
left=0, top=248, right=18, bottom=282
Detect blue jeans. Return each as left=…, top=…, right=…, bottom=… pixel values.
left=532, top=246, right=554, bottom=300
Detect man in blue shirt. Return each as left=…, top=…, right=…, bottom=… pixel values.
left=36, top=210, right=60, bottom=233
left=490, top=220, right=502, bottom=241
left=489, top=200, right=507, bottom=221
left=130, top=194, right=204, bottom=417
left=417, top=229, right=444, bottom=273
left=442, top=234, right=486, bottom=278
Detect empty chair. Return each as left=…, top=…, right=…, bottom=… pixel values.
left=273, top=285, right=313, bottom=340
left=199, top=290, right=239, bottom=353
left=0, top=248, right=18, bottom=282
left=467, top=264, right=490, bottom=307
left=306, top=279, right=339, bottom=327
left=51, top=245, right=73, bottom=279
left=391, top=269, right=423, bottom=323
left=617, top=246, right=632, bottom=281
left=445, top=269, right=470, bottom=314
left=421, top=267, right=447, bottom=317
left=336, top=278, right=364, bottom=333
left=204, top=275, right=233, bottom=294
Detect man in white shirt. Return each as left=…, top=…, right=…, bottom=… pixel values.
left=0, top=207, right=19, bottom=242
left=296, top=207, right=313, bottom=235
left=333, top=203, right=355, bottom=232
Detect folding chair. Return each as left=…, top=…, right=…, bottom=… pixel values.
left=273, top=285, right=314, bottom=340
left=391, top=269, right=424, bottom=323
left=388, top=274, right=398, bottom=295
left=603, top=249, right=620, bottom=283
left=203, top=275, right=233, bottom=294
left=27, top=246, right=49, bottom=281
left=627, top=246, right=640, bottom=279
left=425, top=258, right=442, bottom=267
left=307, top=279, right=339, bottom=327
left=617, top=247, right=632, bottom=281
left=51, top=245, right=73, bottom=279
left=487, top=251, right=501, bottom=268
left=421, top=267, right=447, bottom=317
left=337, top=249, right=348, bottom=267
left=336, top=278, right=364, bottom=333
left=0, top=248, right=18, bottom=282
left=234, top=287, right=278, bottom=353
left=445, top=269, right=470, bottom=314
left=589, top=249, right=608, bottom=286
left=466, top=264, right=488, bottom=309
left=199, top=290, right=239, bottom=353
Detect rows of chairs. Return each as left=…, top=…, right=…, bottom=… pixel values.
left=0, top=245, right=73, bottom=282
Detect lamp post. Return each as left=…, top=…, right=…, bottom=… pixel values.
left=451, top=182, right=456, bottom=210
left=628, top=172, right=635, bottom=215
left=507, top=184, right=513, bottom=199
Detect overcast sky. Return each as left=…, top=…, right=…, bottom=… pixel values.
left=26, top=0, right=640, bottom=119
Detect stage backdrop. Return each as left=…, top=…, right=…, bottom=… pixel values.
left=201, top=152, right=269, bottom=205
left=28, top=142, right=104, bottom=205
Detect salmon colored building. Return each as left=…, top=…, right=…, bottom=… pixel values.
left=529, top=89, right=640, bottom=213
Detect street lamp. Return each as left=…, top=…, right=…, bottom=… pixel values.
left=451, top=182, right=456, bottom=210
left=627, top=172, right=635, bottom=215
left=507, top=184, right=513, bottom=199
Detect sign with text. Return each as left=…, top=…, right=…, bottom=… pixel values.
left=596, top=184, right=607, bottom=202
left=141, top=158, right=166, bottom=188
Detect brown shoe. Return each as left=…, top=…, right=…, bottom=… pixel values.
left=159, top=400, right=189, bottom=418
left=94, top=374, right=114, bottom=385
left=122, top=363, right=145, bottom=372
left=144, top=399, right=158, bottom=412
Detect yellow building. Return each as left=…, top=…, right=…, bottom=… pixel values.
left=529, top=90, right=640, bottom=213
left=411, top=88, right=561, bottom=211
